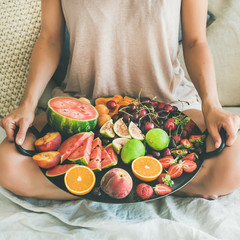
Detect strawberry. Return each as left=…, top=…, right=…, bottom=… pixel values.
left=159, top=156, right=176, bottom=169
left=182, top=160, right=197, bottom=173
left=168, top=162, right=183, bottom=178
left=180, top=139, right=193, bottom=148
left=157, top=173, right=174, bottom=187
left=136, top=183, right=154, bottom=200
left=171, top=149, right=188, bottom=158
left=154, top=184, right=172, bottom=196
left=181, top=153, right=197, bottom=161
left=189, top=135, right=205, bottom=146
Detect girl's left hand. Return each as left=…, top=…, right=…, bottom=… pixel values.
left=203, top=106, right=240, bottom=148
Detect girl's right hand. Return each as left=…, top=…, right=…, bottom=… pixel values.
left=0, top=104, right=35, bottom=145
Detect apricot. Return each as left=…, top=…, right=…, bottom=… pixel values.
left=118, top=100, right=131, bottom=106
left=95, top=104, right=110, bottom=115
left=95, top=97, right=106, bottom=106
left=123, top=96, right=136, bottom=103
left=97, top=114, right=111, bottom=127
left=113, top=95, right=123, bottom=103
left=78, top=97, right=91, bottom=104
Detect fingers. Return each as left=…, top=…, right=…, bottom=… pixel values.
left=223, top=115, right=240, bottom=147
left=208, top=124, right=222, bottom=149
left=1, top=117, right=16, bottom=142
left=16, top=119, right=31, bottom=145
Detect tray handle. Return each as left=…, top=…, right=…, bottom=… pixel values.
left=204, top=128, right=226, bottom=160
left=14, top=126, right=40, bottom=157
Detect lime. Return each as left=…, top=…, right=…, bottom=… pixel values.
left=112, top=138, right=130, bottom=154
left=113, top=118, right=131, bottom=139
left=128, top=121, right=144, bottom=140
left=100, top=119, right=115, bottom=138
left=146, top=128, right=169, bottom=151
left=121, top=139, right=145, bottom=164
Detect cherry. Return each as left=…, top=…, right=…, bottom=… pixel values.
left=106, top=100, right=117, bottom=110
left=169, top=138, right=177, bottom=148
left=151, top=150, right=161, bottom=159
left=131, top=112, right=139, bottom=122
left=140, top=97, right=151, bottom=103
left=139, top=109, right=147, bottom=118
left=180, top=129, right=188, bottom=139
left=164, top=104, right=174, bottom=112
left=123, top=113, right=131, bottom=123
left=172, top=135, right=181, bottom=145
left=128, top=103, right=137, bottom=113
left=151, top=100, right=159, bottom=109
left=162, top=148, right=172, bottom=157
left=157, top=102, right=166, bottom=110
left=112, top=114, right=120, bottom=122
left=145, top=122, right=155, bottom=132
left=102, top=138, right=111, bottom=146
left=118, top=105, right=128, bottom=116
left=164, top=118, right=176, bottom=131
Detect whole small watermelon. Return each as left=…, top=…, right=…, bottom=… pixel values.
left=46, top=97, right=98, bottom=136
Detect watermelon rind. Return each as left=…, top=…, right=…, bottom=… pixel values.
left=46, top=97, right=98, bottom=136
left=46, top=164, right=77, bottom=177
left=58, top=132, right=93, bottom=163
left=68, top=133, right=94, bottom=165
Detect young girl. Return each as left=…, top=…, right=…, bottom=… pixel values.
left=0, top=0, right=239, bottom=200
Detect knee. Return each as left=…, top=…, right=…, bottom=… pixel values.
left=0, top=146, right=36, bottom=197
left=203, top=137, right=240, bottom=195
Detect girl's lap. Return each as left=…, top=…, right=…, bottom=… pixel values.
left=0, top=109, right=239, bottom=200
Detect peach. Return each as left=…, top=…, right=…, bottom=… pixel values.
left=34, top=132, right=62, bottom=152
left=100, top=168, right=133, bottom=199
left=32, top=151, right=61, bottom=169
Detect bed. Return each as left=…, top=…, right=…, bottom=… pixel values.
left=0, top=0, right=240, bottom=239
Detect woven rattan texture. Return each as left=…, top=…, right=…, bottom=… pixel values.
left=0, top=0, right=41, bottom=117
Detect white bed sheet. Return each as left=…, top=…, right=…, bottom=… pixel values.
left=0, top=186, right=240, bottom=240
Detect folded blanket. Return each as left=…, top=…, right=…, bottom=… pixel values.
left=0, top=186, right=239, bottom=240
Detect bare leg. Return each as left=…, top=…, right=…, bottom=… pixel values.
left=175, top=109, right=240, bottom=199
left=0, top=113, right=79, bottom=200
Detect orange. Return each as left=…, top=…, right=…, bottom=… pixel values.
left=95, top=97, right=106, bottom=106
left=97, top=113, right=111, bottom=127
left=95, top=104, right=110, bottom=115
left=113, top=95, right=123, bottom=103
left=64, top=165, right=96, bottom=195
left=131, top=156, right=163, bottom=182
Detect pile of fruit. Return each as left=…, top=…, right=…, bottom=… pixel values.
left=32, top=94, right=206, bottom=201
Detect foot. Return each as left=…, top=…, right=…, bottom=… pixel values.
left=173, top=190, right=219, bottom=200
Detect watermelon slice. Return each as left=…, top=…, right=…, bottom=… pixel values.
left=68, top=133, right=94, bottom=165
left=88, top=147, right=102, bottom=172
left=58, top=132, right=93, bottom=163
left=101, top=148, right=117, bottom=169
left=105, top=144, right=118, bottom=165
left=46, top=97, right=98, bottom=135
left=46, top=164, right=77, bottom=177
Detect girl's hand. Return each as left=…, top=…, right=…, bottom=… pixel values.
left=203, top=105, right=240, bottom=148
left=0, top=103, right=35, bottom=145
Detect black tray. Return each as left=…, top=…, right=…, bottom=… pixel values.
left=14, top=113, right=226, bottom=204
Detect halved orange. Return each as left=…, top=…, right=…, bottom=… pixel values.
left=64, top=165, right=96, bottom=195
left=131, top=156, right=163, bottom=182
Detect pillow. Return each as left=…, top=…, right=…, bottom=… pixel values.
left=178, top=11, right=216, bottom=43
left=0, top=0, right=41, bottom=117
